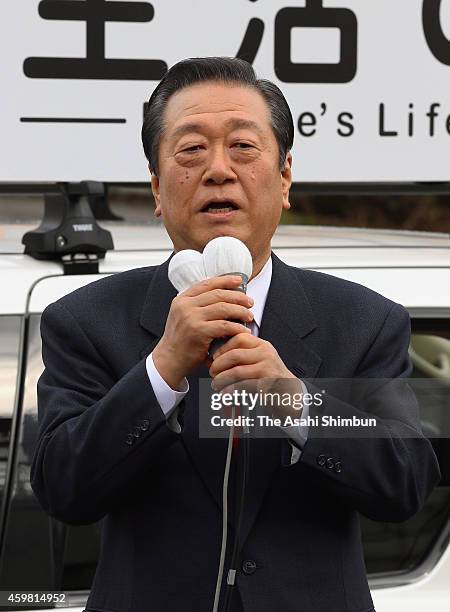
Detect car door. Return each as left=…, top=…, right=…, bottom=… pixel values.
left=304, top=261, right=450, bottom=611
left=0, top=273, right=112, bottom=612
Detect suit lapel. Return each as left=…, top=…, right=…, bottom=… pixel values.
left=138, top=251, right=323, bottom=539
left=258, top=252, right=322, bottom=378
left=139, top=254, right=177, bottom=352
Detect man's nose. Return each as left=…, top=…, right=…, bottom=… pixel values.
left=202, top=147, right=237, bottom=184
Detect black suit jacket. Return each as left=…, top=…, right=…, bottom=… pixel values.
left=31, top=252, right=440, bottom=612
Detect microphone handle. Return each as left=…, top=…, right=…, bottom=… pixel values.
left=208, top=272, right=249, bottom=358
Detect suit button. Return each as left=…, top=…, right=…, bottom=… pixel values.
left=326, top=457, right=335, bottom=469
left=334, top=461, right=342, bottom=473
left=140, top=419, right=150, bottom=431
left=242, top=559, right=257, bottom=575
left=133, top=426, right=142, bottom=438
left=125, top=433, right=135, bottom=446
left=317, top=454, right=326, bottom=467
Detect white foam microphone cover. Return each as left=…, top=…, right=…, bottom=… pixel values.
left=203, top=236, right=253, bottom=284
left=168, top=249, right=207, bottom=293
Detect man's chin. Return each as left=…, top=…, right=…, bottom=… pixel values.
left=173, top=227, right=251, bottom=254
left=198, top=229, right=249, bottom=251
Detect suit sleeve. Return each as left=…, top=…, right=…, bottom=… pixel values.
left=294, top=303, right=441, bottom=522
left=31, top=301, right=184, bottom=526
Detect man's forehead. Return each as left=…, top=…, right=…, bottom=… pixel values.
left=163, top=82, right=271, bottom=138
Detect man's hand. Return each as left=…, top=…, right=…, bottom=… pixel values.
left=209, top=333, right=304, bottom=419
left=152, top=276, right=254, bottom=389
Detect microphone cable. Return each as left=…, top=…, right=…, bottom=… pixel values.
left=212, top=403, right=251, bottom=612
left=221, top=420, right=250, bottom=612
left=212, top=406, right=235, bottom=612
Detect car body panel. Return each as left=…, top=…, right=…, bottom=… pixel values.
left=372, top=543, right=450, bottom=611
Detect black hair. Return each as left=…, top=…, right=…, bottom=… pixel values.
left=141, top=56, right=294, bottom=176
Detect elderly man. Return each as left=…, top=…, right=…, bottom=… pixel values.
left=31, top=57, right=440, bottom=612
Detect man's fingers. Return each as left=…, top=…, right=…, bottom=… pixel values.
left=200, top=303, right=254, bottom=324
left=209, top=347, right=261, bottom=377
left=183, top=275, right=243, bottom=297
left=203, top=321, right=252, bottom=340
left=213, top=364, right=260, bottom=392
left=213, top=332, right=260, bottom=360
left=191, top=288, right=253, bottom=309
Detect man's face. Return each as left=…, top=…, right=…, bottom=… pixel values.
left=151, top=81, right=292, bottom=271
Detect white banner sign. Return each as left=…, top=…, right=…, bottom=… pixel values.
left=1, top=0, right=450, bottom=182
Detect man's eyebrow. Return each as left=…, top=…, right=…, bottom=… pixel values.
left=169, top=118, right=264, bottom=141
left=223, top=118, right=264, bottom=134
left=169, top=123, right=204, bottom=141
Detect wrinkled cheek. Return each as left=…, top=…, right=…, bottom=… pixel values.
left=251, top=164, right=278, bottom=188
left=168, top=165, right=199, bottom=191
left=177, top=169, right=192, bottom=185
left=247, top=164, right=257, bottom=182
left=162, top=169, right=190, bottom=201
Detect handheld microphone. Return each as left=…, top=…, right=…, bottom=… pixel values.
left=202, top=237, right=253, bottom=357
left=168, top=237, right=253, bottom=357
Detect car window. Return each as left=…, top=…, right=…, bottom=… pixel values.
left=362, top=319, right=450, bottom=579
left=0, top=316, right=21, bottom=510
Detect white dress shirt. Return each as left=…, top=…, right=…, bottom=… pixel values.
left=146, top=255, right=310, bottom=464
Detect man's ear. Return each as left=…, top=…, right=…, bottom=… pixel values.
left=281, top=152, right=293, bottom=211
left=150, top=168, right=162, bottom=218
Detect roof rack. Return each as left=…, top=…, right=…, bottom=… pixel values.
left=22, top=181, right=114, bottom=274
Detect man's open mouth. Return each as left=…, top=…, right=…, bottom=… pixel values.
left=201, top=201, right=238, bottom=214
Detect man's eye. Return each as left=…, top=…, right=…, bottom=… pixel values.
left=233, top=142, right=253, bottom=149
left=182, top=145, right=203, bottom=152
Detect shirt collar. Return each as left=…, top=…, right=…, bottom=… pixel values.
left=246, top=255, right=272, bottom=329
